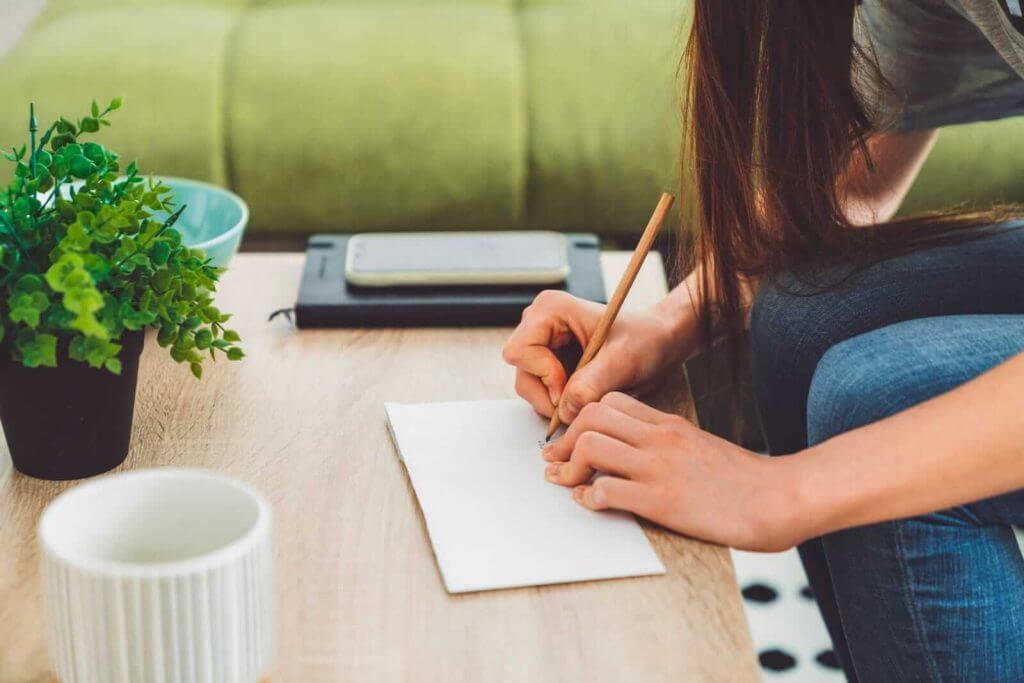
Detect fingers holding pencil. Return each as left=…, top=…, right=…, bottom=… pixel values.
left=545, top=193, right=675, bottom=440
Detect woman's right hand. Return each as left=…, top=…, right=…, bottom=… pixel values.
left=502, top=290, right=684, bottom=424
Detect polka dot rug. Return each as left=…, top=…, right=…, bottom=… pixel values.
left=731, top=548, right=843, bottom=681
left=733, top=529, right=1024, bottom=680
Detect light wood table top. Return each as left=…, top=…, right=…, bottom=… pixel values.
left=0, top=251, right=757, bottom=682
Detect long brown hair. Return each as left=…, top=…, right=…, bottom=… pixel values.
left=681, top=0, right=1015, bottom=385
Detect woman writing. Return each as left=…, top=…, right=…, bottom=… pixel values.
left=503, top=1, right=1024, bottom=680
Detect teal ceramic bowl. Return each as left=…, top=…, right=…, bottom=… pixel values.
left=155, top=177, right=249, bottom=268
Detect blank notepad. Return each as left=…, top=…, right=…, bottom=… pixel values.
left=384, top=399, right=666, bottom=593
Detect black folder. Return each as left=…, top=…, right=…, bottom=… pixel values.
left=295, top=233, right=606, bottom=327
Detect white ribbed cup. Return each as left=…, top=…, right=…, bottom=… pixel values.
left=38, top=468, right=273, bottom=683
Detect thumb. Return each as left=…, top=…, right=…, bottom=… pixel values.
left=558, top=357, right=618, bottom=423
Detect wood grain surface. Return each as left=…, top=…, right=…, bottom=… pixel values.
left=0, top=252, right=757, bottom=682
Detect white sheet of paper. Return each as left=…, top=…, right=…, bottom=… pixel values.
left=384, top=399, right=666, bottom=593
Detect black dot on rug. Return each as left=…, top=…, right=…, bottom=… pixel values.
left=800, top=585, right=815, bottom=600
left=816, top=649, right=842, bottom=670
left=741, top=582, right=778, bottom=603
left=759, top=648, right=797, bottom=672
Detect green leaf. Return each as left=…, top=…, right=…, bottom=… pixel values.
left=222, top=329, right=241, bottom=342
left=15, top=331, right=57, bottom=368
left=226, top=347, right=245, bottom=361
left=50, top=133, right=74, bottom=152
left=109, top=96, right=122, bottom=111
left=91, top=100, right=99, bottom=117
left=61, top=143, right=83, bottom=158
left=14, top=274, right=44, bottom=293
left=157, top=325, right=178, bottom=347
left=150, top=241, right=171, bottom=266
left=62, top=222, right=93, bottom=251
left=194, top=328, right=213, bottom=350
left=45, top=254, right=85, bottom=292
left=105, top=357, right=122, bottom=375
left=190, top=362, right=202, bottom=380
left=70, top=335, right=120, bottom=368
left=150, top=268, right=172, bottom=292
left=83, top=142, right=105, bottom=164
left=64, top=286, right=104, bottom=315
left=68, top=155, right=97, bottom=179
left=8, top=290, right=50, bottom=328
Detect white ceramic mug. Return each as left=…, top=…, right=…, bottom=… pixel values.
left=38, top=468, right=273, bottom=683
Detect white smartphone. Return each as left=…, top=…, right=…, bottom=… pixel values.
left=344, top=231, right=571, bottom=287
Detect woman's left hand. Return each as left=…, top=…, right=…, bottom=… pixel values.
left=542, top=392, right=809, bottom=552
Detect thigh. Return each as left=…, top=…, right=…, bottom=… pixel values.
left=807, top=315, right=1024, bottom=681
left=750, top=223, right=1024, bottom=456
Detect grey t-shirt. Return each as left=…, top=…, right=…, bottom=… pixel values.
left=858, top=0, right=1024, bottom=129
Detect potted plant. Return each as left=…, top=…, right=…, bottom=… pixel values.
left=0, top=100, right=244, bottom=480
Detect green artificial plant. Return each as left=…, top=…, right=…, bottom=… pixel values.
left=0, top=100, right=243, bottom=379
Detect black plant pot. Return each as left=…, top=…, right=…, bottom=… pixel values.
left=0, top=331, right=145, bottom=480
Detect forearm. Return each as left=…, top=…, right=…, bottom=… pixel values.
left=843, top=128, right=938, bottom=225
left=649, top=263, right=758, bottom=361
left=649, top=268, right=702, bottom=360
left=792, top=351, right=1024, bottom=537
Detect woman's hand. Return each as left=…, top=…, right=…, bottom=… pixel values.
left=542, top=391, right=807, bottom=552
left=502, top=290, right=685, bottom=424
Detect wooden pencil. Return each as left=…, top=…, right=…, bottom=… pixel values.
left=545, top=191, right=675, bottom=440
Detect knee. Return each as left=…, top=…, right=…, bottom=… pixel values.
left=806, top=337, right=887, bottom=445
left=807, top=321, right=948, bottom=444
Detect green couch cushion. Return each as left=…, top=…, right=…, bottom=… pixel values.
left=228, top=3, right=525, bottom=232
left=521, top=1, right=686, bottom=232
left=0, top=5, right=240, bottom=186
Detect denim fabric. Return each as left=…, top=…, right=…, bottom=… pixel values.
left=750, top=223, right=1024, bottom=457
left=748, top=224, right=1024, bottom=681
left=808, top=316, right=1024, bottom=682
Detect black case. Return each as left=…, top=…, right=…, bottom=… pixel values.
left=295, top=233, right=606, bottom=327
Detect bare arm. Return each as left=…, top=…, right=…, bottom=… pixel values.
left=843, top=128, right=939, bottom=225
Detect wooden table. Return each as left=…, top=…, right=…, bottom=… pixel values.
left=0, top=252, right=757, bottom=682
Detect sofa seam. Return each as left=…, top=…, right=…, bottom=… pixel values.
left=512, top=0, right=532, bottom=229
left=218, top=0, right=254, bottom=192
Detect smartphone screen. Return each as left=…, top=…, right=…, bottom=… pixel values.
left=346, top=232, right=570, bottom=287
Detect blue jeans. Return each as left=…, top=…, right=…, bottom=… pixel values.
left=749, top=225, right=1024, bottom=681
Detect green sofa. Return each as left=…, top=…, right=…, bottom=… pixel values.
left=2, top=0, right=1023, bottom=243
